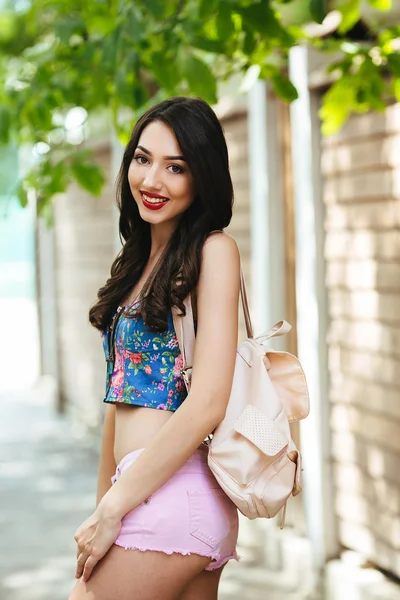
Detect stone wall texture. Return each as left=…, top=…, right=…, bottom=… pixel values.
left=322, top=101, right=400, bottom=578
left=53, top=144, right=117, bottom=429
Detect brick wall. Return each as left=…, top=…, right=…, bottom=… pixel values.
left=322, top=102, right=400, bottom=577
left=53, top=143, right=117, bottom=429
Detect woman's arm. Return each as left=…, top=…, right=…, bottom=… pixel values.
left=101, top=231, right=240, bottom=519
left=96, top=404, right=117, bottom=507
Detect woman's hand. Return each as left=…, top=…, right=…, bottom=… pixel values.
left=74, top=498, right=122, bottom=582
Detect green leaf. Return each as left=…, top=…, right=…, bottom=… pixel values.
left=367, top=0, right=391, bottom=9
left=188, top=35, right=227, bottom=54
left=132, top=79, right=149, bottom=108
left=217, top=4, right=235, bottom=41
left=181, top=54, right=217, bottom=103
left=309, top=0, right=327, bottom=24
left=55, top=17, right=86, bottom=45
left=239, top=1, right=283, bottom=37
left=39, top=202, right=54, bottom=227
left=243, top=28, right=258, bottom=55
left=102, top=29, right=120, bottom=71
left=337, top=0, right=360, bottom=34
left=387, top=53, right=400, bottom=76
left=150, top=51, right=181, bottom=90
left=320, top=77, right=355, bottom=135
left=271, top=72, right=298, bottom=102
left=147, top=0, right=165, bottom=19
left=46, top=161, right=69, bottom=195
left=70, top=160, right=105, bottom=195
left=16, top=181, right=28, bottom=208
left=0, top=105, right=11, bottom=144
left=236, top=0, right=262, bottom=6
left=123, top=6, right=144, bottom=41
left=24, top=97, right=53, bottom=132
left=0, top=11, right=18, bottom=43
left=115, top=66, right=134, bottom=106
left=126, top=50, right=140, bottom=76
left=199, top=0, right=219, bottom=19
left=394, top=78, right=400, bottom=102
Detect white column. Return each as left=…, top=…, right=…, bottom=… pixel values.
left=36, top=204, right=60, bottom=403
left=289, top=45, right=338, bottom=569
left=247, top=81, right=286, bottom=344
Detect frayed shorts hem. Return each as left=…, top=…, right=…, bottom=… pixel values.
left=113, top=540, right=241, bottom=571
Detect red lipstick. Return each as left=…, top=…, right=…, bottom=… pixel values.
left=140, top=191, right=169, bottom=211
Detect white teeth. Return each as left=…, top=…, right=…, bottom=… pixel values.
left=142, top=193, right=169, bottom=204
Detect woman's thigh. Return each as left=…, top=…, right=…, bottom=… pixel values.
left=68, top=545, right=212, bottom=600
left=178, top=564, right=226, bottom=600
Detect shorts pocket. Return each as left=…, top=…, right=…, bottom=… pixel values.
left=187, top=488, right=231, bottom=550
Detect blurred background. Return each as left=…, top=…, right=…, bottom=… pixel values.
left=1, top=0, right=400, bottom=598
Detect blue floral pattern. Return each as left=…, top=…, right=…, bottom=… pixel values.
left=101, top=301, right=189, bottom=411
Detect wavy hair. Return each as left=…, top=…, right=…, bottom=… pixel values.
left=89, top=96, right=234, bottom=332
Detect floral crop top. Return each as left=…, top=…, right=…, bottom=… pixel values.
left=101, top=301, right=196, bottom=412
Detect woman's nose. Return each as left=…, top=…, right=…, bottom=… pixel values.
left=143, top=164, right=161, bottom=189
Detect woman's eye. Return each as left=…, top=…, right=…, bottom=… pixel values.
left=134, top=155, right=148, bottom=165
left=133, top=155, right=183, bottom=174
left=169, top=165, right=184, bottom=174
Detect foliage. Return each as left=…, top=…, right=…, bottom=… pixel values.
left=0, top=0, right=398, bottom=210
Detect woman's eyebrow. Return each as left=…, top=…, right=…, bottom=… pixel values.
left=136, top=145, right=187, bottom=162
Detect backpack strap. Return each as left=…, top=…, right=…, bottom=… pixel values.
left=255, top=320, right=292, bottom=345
left=240, top=264, right=253, bottom=338
left=173, top=295, right=195, bottom=374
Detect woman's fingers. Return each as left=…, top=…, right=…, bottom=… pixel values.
left=81, top=555, right=98, bottom=583
left=75, top=545, right=91, bottom=579
left=75, top=553, right=86, bottom=580
left=72, top=505, right=121, bottom=583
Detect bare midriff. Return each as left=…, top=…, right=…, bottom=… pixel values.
left=113, top=404, right=174, bottom=464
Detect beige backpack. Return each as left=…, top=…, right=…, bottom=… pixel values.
left=172, top=258, right=310, bottom=528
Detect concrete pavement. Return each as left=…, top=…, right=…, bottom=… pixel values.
left=0, top=381, right=98, bottom=600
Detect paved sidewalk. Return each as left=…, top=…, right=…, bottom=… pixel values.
left=0, top=382, right=98, bottom=600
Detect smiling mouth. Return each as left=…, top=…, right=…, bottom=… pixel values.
left=140, top=191, right=170, bottom=210
left=140, top=192, right=169, bottom=204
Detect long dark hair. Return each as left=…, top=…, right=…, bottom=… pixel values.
left=89, top=96, right=234, bottom=332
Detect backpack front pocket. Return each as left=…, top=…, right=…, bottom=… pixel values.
left=211, top=405, right=288, bottom=487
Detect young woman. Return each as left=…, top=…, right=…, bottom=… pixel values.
left=69, top=96, right=241, bottom=600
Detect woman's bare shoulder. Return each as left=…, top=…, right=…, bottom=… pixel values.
left=202, top=229, right=239, bottom=254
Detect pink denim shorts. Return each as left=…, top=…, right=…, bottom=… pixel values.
left=111, top=444, right=240, bottom=571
